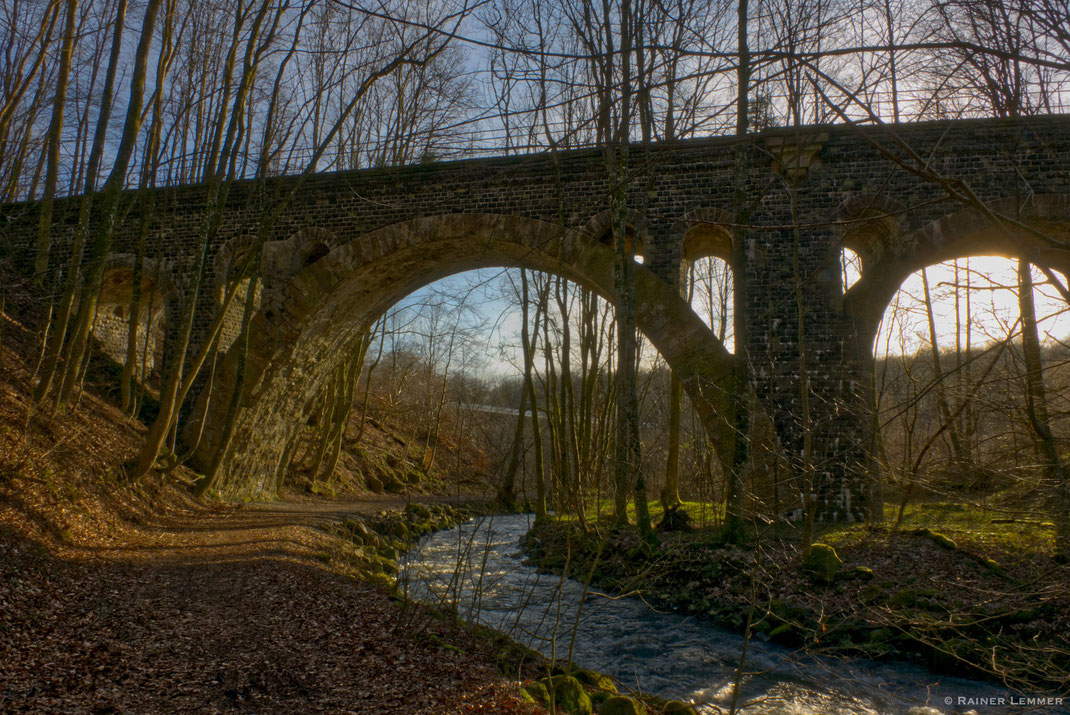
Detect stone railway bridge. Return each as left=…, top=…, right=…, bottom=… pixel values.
left=3, top=116, right=1070, bottom=521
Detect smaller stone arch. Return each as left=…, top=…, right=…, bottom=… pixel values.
left=291, top=228, right=334, bottom=271
left=675, top=208, right=736, bottom=343
left=97, top=254, right=179, bottom=306
left=209, top=228, right=340, bottom=351
left=262, top=227, right=337, bottom=279
left=837, top=193, right=904, bottom=270
left=92, top=254, right=177, bottom=375
left=577, top=208, right=647, bottom=256
left=679, top=208, right=734, bottom=263
left=212, top=234, right=259, bottom=301
left=260, top=228, right=338, bottom=326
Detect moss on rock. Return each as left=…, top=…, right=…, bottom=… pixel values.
left=846, top=566, right=874, bottom=580
left=801, top=543, right=841, bottom=584
left=522, top=680, right=549, bottom=706
left=598, top=695, right=645, bottom=714
left=573, top=668, right=617, bottom=694
left=550, top=675, right=592, bottom=715
left=916, top=528, right=956, bottom=550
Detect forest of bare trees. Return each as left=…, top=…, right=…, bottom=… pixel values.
left=1, top=0, right=1069, bottom=555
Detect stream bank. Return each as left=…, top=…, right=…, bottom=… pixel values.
left=521, top=513, right=1070, bottom=695
left=402, top=513, right=1069, bottom=714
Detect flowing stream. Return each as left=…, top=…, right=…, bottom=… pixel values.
left=400, top=514, right=1068, bottom=715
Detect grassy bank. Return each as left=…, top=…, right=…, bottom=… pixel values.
left=521, top=502, right=1070, bottom=695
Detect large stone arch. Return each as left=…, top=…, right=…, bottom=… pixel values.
left=184, top=213, right=738, bottom=498
left=844, top=194, right=1070, bottom=356
left=835, top=195, right=1070, bottom=516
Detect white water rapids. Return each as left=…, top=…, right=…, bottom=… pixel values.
left=400, top=514, right=1067, bottom=715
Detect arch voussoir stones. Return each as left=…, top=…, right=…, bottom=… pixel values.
left=5, top=116, right=1067, bottom=519
left=182, top=213, right=737, bottom=498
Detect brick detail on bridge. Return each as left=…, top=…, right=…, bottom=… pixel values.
left=3, top=116, right=1070, bottom=520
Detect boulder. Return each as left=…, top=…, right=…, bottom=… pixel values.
left=388, top=520, right=410, bottom=540
left=916, top=528, right=956, bottom=550
left=597, top=695, right=645, bottom=714
left=845, top=566, right=874, bottom=580
left=521, top=680, right=549, bottom=706
left=408, top=503, right=433, bottom=520
left=801, top=543, right=841, bottom=584
left=573, top=669, right=617, bottom=694
left=552, top=675, right=592, bottom=715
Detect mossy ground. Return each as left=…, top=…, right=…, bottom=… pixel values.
left=522, top=501, right=1070, bottom=694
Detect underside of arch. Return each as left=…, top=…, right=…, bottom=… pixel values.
left=844, top=194, right=1070, bottom=353
left=91, top=255, right=175, bottom=375
left=680, top=209, right=734, bottom=263
left=184, top=213, right=738, bottom=498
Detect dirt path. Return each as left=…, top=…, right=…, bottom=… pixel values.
left=0, top=494, right=533, bottom=714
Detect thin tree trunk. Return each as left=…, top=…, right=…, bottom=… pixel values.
left=723, top=0, right=752, bottom=543
left=1017, top=260, right=1069, bottom=560
left=122, top=0, right=177, bottom=414
left=498, top=271, right=537, bottom=510
left=55, top=0, right=163, bottom=406
left=32, top=0, right=77, bottom=290
left=193, top=248, right=263, bottom=497
left=525, top=270, right=548, bottom=519
left=921, top=267, right=969, bottom=478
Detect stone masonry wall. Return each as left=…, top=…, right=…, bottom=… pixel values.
left=2, top=115, right=1069, bottom=516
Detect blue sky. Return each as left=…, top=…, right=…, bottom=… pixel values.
left=389, top=253, right=1070, bottom=382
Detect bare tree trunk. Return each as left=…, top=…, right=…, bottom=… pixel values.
left=791, top=181, right=815, bottom=548
left=31, top=0, right=77, bottom=290
left=661, top=372, right=683, bottom=509
left=498, top=270, right=538, bottom=510
left=525, top=270, right=548, bottom=519
left=319, top=343, right=368, bottom=484
left=307, top=364, right=346, bottom=483
left=193, top=245, right=263, bottom=497
left=497, top=385, right=528, bottom=511
left=54, top=0, right=163, bottom=406
left=356, top=323, right=386, bottom=444
left=130, top=0, right=259, bottom=477
left=921, top=267, right=969, bottom=479
left=1017, top=260, right=1069, bottom=560
left=555, top=278, right=581, bottom=515
left=426, top=322, right=457, bottom=470
left=122, top=0, right=177, bottom=414
left=723, top=0, right=752, bottom=543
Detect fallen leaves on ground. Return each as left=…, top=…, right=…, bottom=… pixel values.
left=0, top=507, right=538, bottom=714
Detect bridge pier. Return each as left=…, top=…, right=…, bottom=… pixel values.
left=3, top=117, right=1067, bottom=516
left=744, top=215, right=871, bottom=522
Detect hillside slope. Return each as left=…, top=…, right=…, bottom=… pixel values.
left=0, top=271, right=534, bottom=713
